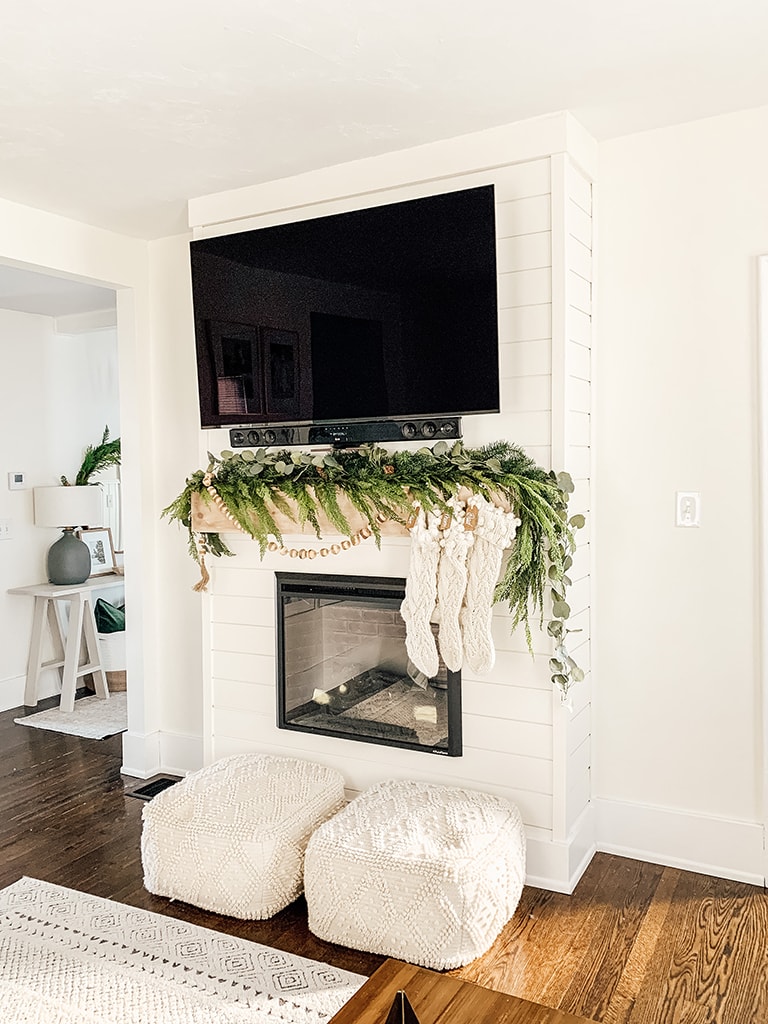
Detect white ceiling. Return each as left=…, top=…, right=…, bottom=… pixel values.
left=0, top=0, right=767, bottom=244
left=0, top=265, right=115, bottom=318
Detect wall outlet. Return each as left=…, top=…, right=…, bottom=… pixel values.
left=676, top=491, right=700, bottom=528
left=7, top=472, right=25, bottom=490
left=0, top=518, right=12, bottom=539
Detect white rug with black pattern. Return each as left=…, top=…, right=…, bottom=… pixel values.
left=0, top=877, right=365, bottom=1023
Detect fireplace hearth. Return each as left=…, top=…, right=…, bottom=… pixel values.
left=276, top=573, right=462, bottom=756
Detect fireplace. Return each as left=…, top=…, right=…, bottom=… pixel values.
left=275, top=573, right=462, bottom=756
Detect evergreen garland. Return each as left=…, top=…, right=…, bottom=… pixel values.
left=61, top=426, right=122, bottom=487
left=163, top=440, right=585, bottom=694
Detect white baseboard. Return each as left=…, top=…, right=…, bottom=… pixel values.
left=121, top=730, right=203, bottom=780
left=596, top=797, right=765, bottom=886
left=0, top=673, right=59, bottom=714
left=525, top=804, right=596, bottom=893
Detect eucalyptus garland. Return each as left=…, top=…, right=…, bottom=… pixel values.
left=163, top=440, right=585, bottom=694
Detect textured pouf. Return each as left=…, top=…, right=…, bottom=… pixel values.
left=304, top=778, right=525, bottom=969
left=141, top=753, right=345, bottom=919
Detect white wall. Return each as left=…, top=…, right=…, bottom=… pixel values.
left=0, top=311, right=120, bottom=711
left=594, top=106, right=768, bottom=882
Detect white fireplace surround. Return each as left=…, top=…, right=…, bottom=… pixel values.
left=184, top=113, right=595, bottom=893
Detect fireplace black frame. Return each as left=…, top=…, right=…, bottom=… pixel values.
left=275, top=572, right=462, bottom=756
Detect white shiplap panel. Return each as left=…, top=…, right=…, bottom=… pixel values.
left=211, top=650, right=276, bottom=683
left=566, top=576, right=590, bottom=617
left=463, top=713, right=553, bottom=759
left=498, top=268, right=552, bottom=309
left=567, top=705, right=591, bottom=755
left=569, top=543, right=591, bottom=584
left=496, top=232, right=551, bottom=274
left=568, top=202, right=592, bottom=248
left=568, top=271, right=591, bottom=316
left=492, top=158, right=551, bottom=202
left=523, top=445, right=553, bottom=470
left=566, top=763, right=591, bottom=835
left=565, top=444, right=590, bottom=479
left=572, top=478, right=590, bottom=512
left=569, top=309, right=592, bottom=348
left=501, top=374, right=551, bottom=414
left=567, top=411, right=590, bottom=447
left=463, top=646, right=552, bottom=688
left=569, top=377, right=591, bottom=413
left=497, top=304, right=552, bottom=343
left=568, top=235, right=592, bottom=282
left=567, top=168, right=592, bottom=216
left=469, top=410, right=551, bottom=448
left=567, top=341, right=590, bottom=381
left=495, top=195, right=551, bottom=237
left=461, top=678, right=553, bottom=724
left=211, top=566, right=276, bottom=599
left=211, top=595, right=274, bottom=626
left=499, top=339, right=552, bottom=379
left=213, top=678, right=274, bottom=715
left=212, top=622, right=274, bottom=656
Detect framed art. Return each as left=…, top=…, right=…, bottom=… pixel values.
left=78, top=527, right=117, bottom=576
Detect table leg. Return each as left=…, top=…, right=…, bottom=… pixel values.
left=82, top=595, right=109, bottom=699
left=23, top=596, right=48, bottom=706
left=60, top=594, right=85, bottom=712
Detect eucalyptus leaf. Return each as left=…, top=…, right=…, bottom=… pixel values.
left=557, top=471, right=575, bottom=493
left=241, top=450, right=255, bottom=463
left=552, top=600, right=571, bottom=619
left=220, top=450, right=234, bottom=460
left=547, top=620, right=563, bottom=637
left=433, top=440, right=449, bottom=456
left=275, top=461, right=287, bottom=474
left=569, top=514, right=586, bottom=529
left=549, top=658, right=564, bottom=672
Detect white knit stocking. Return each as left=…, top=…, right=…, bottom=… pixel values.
left=400, top=504, right=441, bottom=678
left=461, top=495, right=520, bottom=675
left=436, top=498, right=474, bottom=672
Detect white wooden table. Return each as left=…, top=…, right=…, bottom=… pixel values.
left=8, top=575, right=125, bottom=712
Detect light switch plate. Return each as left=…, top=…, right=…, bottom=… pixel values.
left=7, top=472, right=25, bottom=490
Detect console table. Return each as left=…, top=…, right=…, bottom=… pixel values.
left=329, top=959, right=596, bottom=1024
left=8, top=575, right=125, bottom=712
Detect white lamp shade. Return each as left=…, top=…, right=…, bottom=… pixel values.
left=33, top=485, right=103, bottom=529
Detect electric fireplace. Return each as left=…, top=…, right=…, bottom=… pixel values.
left=276, top=573, right=462, bottom=756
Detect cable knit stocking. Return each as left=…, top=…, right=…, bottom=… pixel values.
left=400, top=504, right=441, bottom=678
left=436, top=497, right=474, bottom=671
left=460, top=495, right=521, bottom=675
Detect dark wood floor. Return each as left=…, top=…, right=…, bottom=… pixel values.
left=3, top=698, right=767, bottom=1024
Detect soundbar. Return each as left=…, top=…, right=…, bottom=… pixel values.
left=229, top=417, right=462, bottom=449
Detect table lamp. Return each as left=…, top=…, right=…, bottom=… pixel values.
left=33, top=485, right=103, bottom=585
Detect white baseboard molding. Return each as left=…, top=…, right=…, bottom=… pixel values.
left=596, top=797, right=765, bottom=886
left=121, top=730, right=203, bottom=780
left=525, top=804, right=596, bottom=893
left=0, top=673, right=59, bottom=715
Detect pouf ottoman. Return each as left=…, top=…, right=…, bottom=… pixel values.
left=304, top=778, right=525, bottom=969
left=141, top=753, right=345, bottom=919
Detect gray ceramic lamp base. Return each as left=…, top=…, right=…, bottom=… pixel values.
left=47, top=529, right=91, bottom=585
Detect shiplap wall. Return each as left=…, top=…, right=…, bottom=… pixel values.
left=198, top=154, right=593, bottom=891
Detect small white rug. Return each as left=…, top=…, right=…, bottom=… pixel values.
left=0, top=876, right=365, bottom=1023
left=14, top=692, right=128, bottom=739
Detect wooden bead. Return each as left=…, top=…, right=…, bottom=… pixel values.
left=298, top=549, right=307, bottom=559
left=351, top=534, right=361, bottom=546
left=360, top=527, right=372, bottom=539
left=320, top=548, right=329, bottom=557
left=330, top=544, right=341, bottom=555
left=307, top=549, right=317, bottom=560
left=341, top=540, right=351, bottom=550
left=289, top=549, right=299, bottom=558
left=268, top=541, right=279, bottom=552
left=279, top=547, right=289, bottom=555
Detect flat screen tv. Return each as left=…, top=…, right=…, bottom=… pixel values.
left=190, top=183, right=500, bottom=446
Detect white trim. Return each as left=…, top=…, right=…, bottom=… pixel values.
left=159, top=731, right=204, bottom=777
left=758, top=253, right=768, bottom=885
left=525, top=803, right=596, bottom=893
left=54, top=308, right=117, bottom=334
left=120, top=729, right=162, bottom=779
left=596, top=797, right=764, bottom=886
left=189, top=111, right=599, bottom=230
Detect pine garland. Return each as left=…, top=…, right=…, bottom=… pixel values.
left=163, top=440, right=585, bottom=694
left=61, top=426, right=122, bottom=487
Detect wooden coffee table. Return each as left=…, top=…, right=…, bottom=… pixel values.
left=329, top=959, right=597, bottom=1024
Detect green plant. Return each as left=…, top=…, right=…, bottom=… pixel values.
left=163, top=440, right=585, bottom=695
left=61, top=425, right=121, bottom=486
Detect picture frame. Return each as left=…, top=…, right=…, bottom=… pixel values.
left=78, top=527, right=117, bottom=577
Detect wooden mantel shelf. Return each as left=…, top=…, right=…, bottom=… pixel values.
left=190, top=490, right=412, bottom=538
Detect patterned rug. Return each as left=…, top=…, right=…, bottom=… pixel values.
left=14, top=692, right=128, bottom=739
left=0, top=877, right=365, bottom=1022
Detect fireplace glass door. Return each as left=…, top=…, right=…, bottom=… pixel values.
left=276, top=573, right=462, bottom=756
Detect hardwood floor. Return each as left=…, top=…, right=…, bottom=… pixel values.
left=2, top=699, right=766, bottom=1023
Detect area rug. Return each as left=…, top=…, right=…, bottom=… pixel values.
left=0, top=876, right=365, bottom=1023
left=14, top=692, right=127, bottom=739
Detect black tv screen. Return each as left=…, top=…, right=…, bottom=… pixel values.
left=190, top=184, right=500, bottom=442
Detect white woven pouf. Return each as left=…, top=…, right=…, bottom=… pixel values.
left=304, top=778, right=525, bottom=969
left=141, top=753, right=345, bottom=919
